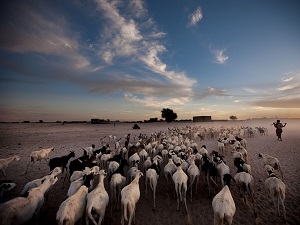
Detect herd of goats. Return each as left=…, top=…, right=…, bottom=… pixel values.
left=0, top=125, right=287, bottom=225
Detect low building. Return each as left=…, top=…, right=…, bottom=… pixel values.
left=91, top=119, right=105, bottom=124
left=193, top=116, right=212, bottom=122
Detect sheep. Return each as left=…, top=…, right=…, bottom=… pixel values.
left=21, top=167, right=62, bottom=197
left=201, top=155, right=218, bottom=197
left=145, top=157, right=161, bottom=209
left=85, top=170, right=109, bottom=225
left=216, top=158, right=231, bottom=187
left=0, top=181, right=16, bottom=203
left=121, top=171, right=143, bottom=225
left=25, top=147, right=54, bottom=174
left=234, top=171, right=254, bottom=205
left=217, top=139, right=225, bottom=155
left=83, top=144, right=95, bottom=157
left=0, top=175, right=58, bottom=225
left=264, top=165, right=287, bottom=222
left=233, top=157, right=252, bottom=175
left=163, top=156, right=177, bottom=187
left=187, top=155, right=200, bottom=202
left=48, top=151, right=75, bottom=173
left=109, top=159, right=128, bottom=212
left=128, top=152, right=140, bottom=168
left=138, top=149, right=148, bottom=163
left=143, top=157, right=152, bottom=173
left=0, top=155, right=20, bottom=179
left=108, top=161, right=120, bottom=177
left=235, top=136, right=247, bottom=149
left=56, top=172, right=94, bottom=225
left=212, top=184, right=236, bottom=225
left=127, top=160, right=140, bottom=182
left=232, top=147, right=248, bottom=163
left=258, top=153, right=283, bottom=181
left=67, top=167, right=98, bottom=197
left=69, top=167, right=91, bottom=182
left=69, top=153, right=98, bottom=177
left=172, top=158, right=188, bottom=212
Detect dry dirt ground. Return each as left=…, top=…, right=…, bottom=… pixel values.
left=0, top=119, right=300, bottom=225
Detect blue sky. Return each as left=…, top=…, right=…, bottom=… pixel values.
left=0, top=0, right=300, bottom=122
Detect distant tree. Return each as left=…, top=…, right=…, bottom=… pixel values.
left=161, top=108, right=177, bottom=123
left=229, top=115, right=237, bottom=120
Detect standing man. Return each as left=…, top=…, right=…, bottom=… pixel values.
left=272, top=120, right=286, bottom=141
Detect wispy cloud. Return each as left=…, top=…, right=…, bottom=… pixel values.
left=251, top=71, right=300, bottom=108
left=213, top=49, right=229, bottom=64
left=189, top=7, right=203, bottom=26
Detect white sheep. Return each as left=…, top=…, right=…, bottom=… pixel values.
left=128, top=153, right=140, bottom=168
left=212, top=185, right=236, bottom=225
left=0, top=155, right=20, bottom=179
left=216, top=159, right=230, bottom=187
left=172, top=158, right=188, bottom=212
left=121, top=171, right=143, bottom=225
left=163, top=157, right=177, bottom=186
left=69, top=167, right=91, bottom=182
left=127, top=161, right=139, bottom=182
left=217, top=139, right=225, bottom=155
left=0, top=176, right=58, bottom=225
left=21, top=167, right=62, bottom=196
left=67, top=167, right=98, bottom=197
left=187, top=155, right=200, bottom=202
left=145, top=158, right=160, bottom=209
left=138, top=149, right=148, bottom=163
left=56, top=173, right=94, bottom=225
left=234, top=172, right=254, bottom=204
left=143, top=157, right=152, bottom=173
left=25, top=147, right=54, bottom=174
left=258, top=153, right=283, bottom=181
left=85, top=170, right=109, bottom=225
left=264, top=165, right=287, bottom=222
left=110, top=173, right=126, bottom=212
left=108, top=161, right=120, bottom=177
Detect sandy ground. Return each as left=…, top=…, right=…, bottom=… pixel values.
left=0, top=119, right=300, bottom=225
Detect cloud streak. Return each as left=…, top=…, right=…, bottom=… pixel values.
left=189, top=7, right=203, bottom=26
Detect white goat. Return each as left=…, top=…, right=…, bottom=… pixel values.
left=0, top=176, right=58, bottom=225
left=259, top=153, right=283, bottom=181
left=85, top=170, right=109, bottom=225
left=145, top=158, right=160, bottom=209
left=121, top=171, right=143, bottom=225
left=0, top=155, right=20, bottom=179
left=67, top=167, right=98, bottom=197
left=21, top=167, right=62, bottom=196
left=234, top=172, right=254, bottom=204
left=128, top=153, right=140, bottom=168
left=108, top=161, right=120, bottom=177
left=56, top=173, right=94, bottom=225
left=172, top=159, right=188, bottom=212
left=216, top=159, right=230, bottom=187
left=264, top=165, right=287, bottom=222
left=69, top=167, right=91, bottom=182
left=110, top=173, right=126, bottom=212
left=187, top=155, right=200, bottom=202
left=25, top=147, right=54, bottom=173
left=212, top=185, right=236, bottom=225
left=164, top=157, right=177, bottom=186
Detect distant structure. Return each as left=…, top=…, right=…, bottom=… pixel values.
left=193, top=116, right=212, bottom=122
left=91, top=119, right=105, bottom=124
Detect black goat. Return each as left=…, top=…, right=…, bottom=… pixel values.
left=49, top=151, right=75, bottom=173
left=69, top=153, right=97, bottom=177
left=108, top=158, right=128, bottom=182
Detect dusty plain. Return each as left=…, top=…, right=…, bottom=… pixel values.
left=0, top=119, right=300, bottom=225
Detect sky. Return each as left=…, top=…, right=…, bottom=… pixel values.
left=0, top=0, right=300, bottom=122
